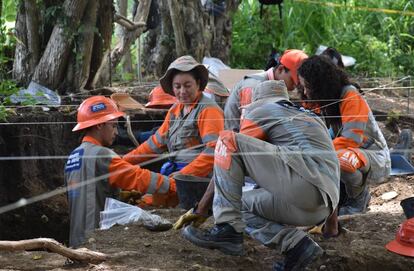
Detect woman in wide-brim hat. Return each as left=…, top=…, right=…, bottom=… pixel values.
left=124, top=55, right=224, bottom=207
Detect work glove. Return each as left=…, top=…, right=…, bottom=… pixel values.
left=173, top=208, right=208, bottom=230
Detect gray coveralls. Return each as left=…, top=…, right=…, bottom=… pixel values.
left=224, top=71, right=268, bottom=132
left=64, top=141, right=119, bottom=248
left=213, top=96, right=340, bottom=253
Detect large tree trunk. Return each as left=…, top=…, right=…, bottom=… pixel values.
left=208, top=0, right=240, bottom=62
left=91, top=0, right=151, bottom=88
left=31, top=0, right=89, bottom=91
left=85, top=0, right=114, bottom=90
left=63, top=0, right=98, bottom=91
left=142, top=0, right=240, bottom=78
left=12, top=2, right=30, bottom=85
left=12, top=0, right=114, bottom=93
left=24, top=0, right=41, bottom=73
left=142, top=0, right=175, bottom=78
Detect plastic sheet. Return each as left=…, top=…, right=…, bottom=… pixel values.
left=99, top=198, right=172, bottom=231
left=203, top=56, right=230, bottom=77
left=10, top=81, right=61, bottom=106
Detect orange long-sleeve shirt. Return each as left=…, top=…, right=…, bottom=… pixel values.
left=124, top=93, right=224, bottom=177
left=333, top=87, right=370, bottom=151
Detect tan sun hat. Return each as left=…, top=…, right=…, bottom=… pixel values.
left=160, top=55, right=209, bottom=96
left=110, top=93, right=145, bottom=112
left=205, top=71, right=230, bottom=97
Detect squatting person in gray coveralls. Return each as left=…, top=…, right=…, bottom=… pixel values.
left=174, top=80, right=340, bottom=270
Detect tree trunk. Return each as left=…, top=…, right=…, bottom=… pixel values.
left=208, top=0, right=240, bottom=63
left=85, top=0, right=114, bottom=89
left=142, top=0, right=240, bottom=78
left=117, top=0, right=133, bottom=76
left=24, top=0, right=41, bottom=73
left=12, top=2, right=30, bottom=85
left=167, top=0, right=187, bottom=57
left=12, top=0, right=116, bottom=93
left=91, top=0, right=151, bottom=88
left=63, top=0, right=98, bottom=91
left=31, top=0, right=89, bottom=91
left=142, top=0, right=175, bottom=78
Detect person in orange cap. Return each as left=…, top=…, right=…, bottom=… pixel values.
left=224, top=49, right=308, bottom=132
left=123, top=56, right=224, bottom=206
left=65, top=96, right=177, bottom=248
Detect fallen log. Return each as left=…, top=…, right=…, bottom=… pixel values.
left=0, top=238, right=108, bottom=264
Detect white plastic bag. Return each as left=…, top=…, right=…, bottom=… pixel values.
left=99, top=198, right=172, bottom=230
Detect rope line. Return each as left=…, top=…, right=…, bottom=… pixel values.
left=0, top=78, right=412, bottom=215
left=0, top=149, right=412, bottom=161
left=0, top=113, right=413, bottom=126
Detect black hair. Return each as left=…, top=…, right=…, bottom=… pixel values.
left=320, top=48, right=363, bottom=94
left=321, top=47, right=345, bottom=69
left=298, top=55, right=359, bottom=127
left=265, top=49, right=281, bottom=70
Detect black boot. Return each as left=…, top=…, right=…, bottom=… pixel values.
left=182, top=223, right=243, bottom=256
left=273, top=236, right=323, bottom=271
left=339, top=186, right=371, bottom=216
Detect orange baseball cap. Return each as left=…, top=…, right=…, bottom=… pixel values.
left=386, top=218, right=414, bottom=257
left=279, top=49, right=308, bottom=85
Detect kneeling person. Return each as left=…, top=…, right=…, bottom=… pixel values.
left=65, top=96, right=176, bottom=248
left=178, top=80, right=340, bottom=270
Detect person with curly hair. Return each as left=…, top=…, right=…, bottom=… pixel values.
left=297, top=56, right=391, bottom=220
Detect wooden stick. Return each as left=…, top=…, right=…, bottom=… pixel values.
left=0, top=238, right=108, bottom=264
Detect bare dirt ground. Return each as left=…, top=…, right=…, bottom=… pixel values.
left=0, top=175, right=413, bottom=271
left=1, top=80, right=414, bottom=270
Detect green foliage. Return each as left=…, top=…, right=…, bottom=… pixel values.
left=0, top=0, right=16, bottom=81
left=0, top=105, right=7, bottom=121
left=2, top=0, right=17, bottom=22
left=0, top=79, right=19, bottom=121
left=0, top=0, right=19, bottom=121
left=230, top=0, right=414, bottom=76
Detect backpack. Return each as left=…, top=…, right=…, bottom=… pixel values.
left=258, top=0, right=284, bottom=19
